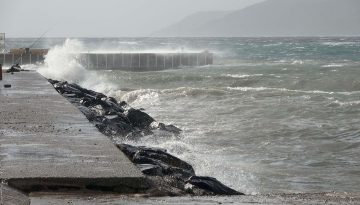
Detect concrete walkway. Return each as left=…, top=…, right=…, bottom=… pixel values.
left=29, top=192, right=360, bottom=205
left=0, top=71, right=146, bottom=193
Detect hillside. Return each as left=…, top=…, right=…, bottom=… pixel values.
left=153, top=0, right=360, bottom=37
left=152, top=11, right=232, bottom=37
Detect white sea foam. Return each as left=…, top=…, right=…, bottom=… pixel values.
left=322, top=42, right=355, bottom=46
left=331, top=100, right=360, bottom=107
left=119, top=89, right=160, bottom=107
left=117, top=41, right=139, bottom=45
left=117, top=87, right=228, bottom=105
left=227, top=86, right=360, bottom=96
left=224, top=74, right=263, bottom=79
left=37, top=39, right=116, bottom=93
left=291, top=60, right=304, bottom=65
left=321, top=64, right=344, bottom=68
left=37, top=39, right=86, bottom=81
left=263, top=42, right=283, bottom=47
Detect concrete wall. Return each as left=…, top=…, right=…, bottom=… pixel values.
left=78, top=52, right=213, bottom=71
left=0, top=51, right=213, bottom=71
left=0, top=53, right=45, bottom=66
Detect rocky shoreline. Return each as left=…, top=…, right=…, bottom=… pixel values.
left=48, top=79, right=243, bottom=196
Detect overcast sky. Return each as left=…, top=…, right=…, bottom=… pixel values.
left=1, top=0, right=263, bottom=37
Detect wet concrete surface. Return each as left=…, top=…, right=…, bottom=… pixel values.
left=0, top=72, right=146, bottom=192
left=29, top=192, right=360, bottom=205
left=0, top=184, right=30, bottom=205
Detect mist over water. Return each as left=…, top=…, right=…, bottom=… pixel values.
left=11, top=37, right=360, bottom=194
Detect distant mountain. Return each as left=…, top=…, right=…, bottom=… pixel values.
left=152, top=11, right=232, bottom=37
left=153, top=0, right=360, bottom=37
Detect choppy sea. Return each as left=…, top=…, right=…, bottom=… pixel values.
left=6, top=37, right=360, bottom=194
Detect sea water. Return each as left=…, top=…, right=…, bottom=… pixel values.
left=6, top=37, right=360, bottom=194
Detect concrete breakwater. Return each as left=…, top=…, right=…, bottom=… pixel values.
left=76, top=52, right=213, bottom=71
left=0, top=48, right=47, bottom=66
left=1, top=48, right=213, bottom=71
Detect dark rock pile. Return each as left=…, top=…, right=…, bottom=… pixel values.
left=118, top=144, right=243, bottom=196
left=6, top=64, right=23, bottom=73
left=48, top=79, right=244, bottom=196
left=48, top=79, right=181, bottom=139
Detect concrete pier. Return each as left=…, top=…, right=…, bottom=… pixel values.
left=0, top=72, right=147, bottom=193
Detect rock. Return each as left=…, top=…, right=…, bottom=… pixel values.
left=136, top=164, right=163, bottom=176
left=48, top=79, right=181, bottom=138
left=117, top=144, right=195, bottom=180
left=186, top=176, right=244, bottom=195
left=48, top=79, right=60, bottom=84
left=6, top=64, right=22, bottom=73
left=117, top=144, right=244, bottom=196
left=78, top=106, right=97, bottom=121
left=145, top=176, right=187, bottom=197
left=98, top=117, right=134, bottom=136
left=126, top=108, right=155, bottom=129
left=151, top=122, right=182, bottom=134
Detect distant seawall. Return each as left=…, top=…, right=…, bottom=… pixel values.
left=0, top=48, right=46, bottom=66
left=1, top=48, right=213, bottom=71
left=77, top=52, right=213, bottom=71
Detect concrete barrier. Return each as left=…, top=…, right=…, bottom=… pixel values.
left=0, top=53, right=45, bottom=65
left=78, top=52, right=213, bottom=71
left=1, top=48, right=213, bottom=71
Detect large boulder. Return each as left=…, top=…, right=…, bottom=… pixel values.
left=126, top=108, right=155, bottom=129
left=117, top=144, right=195, bottom=179
left=186, top=176, right=244, bottom=195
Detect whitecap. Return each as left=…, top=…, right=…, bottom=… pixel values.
left=322, top=42, right=355, bottom=46
left=291, top=60, right=304, bottom=65
left=117, top=41, right=139, bottom=45
left=330, top=100, right=360, bottom=107
left=226, top=86, right=360, bottom=96
left=223, top=74, right=263, bottom=79
left=321, top=64, right=344, bottom=68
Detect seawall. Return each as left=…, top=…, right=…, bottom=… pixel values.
left=1, top=48, right=213, bottom=71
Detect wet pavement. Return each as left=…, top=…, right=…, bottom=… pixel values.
left=29, top=192, right=360, bottom=205
left=0, top=72, right=146, bottom=193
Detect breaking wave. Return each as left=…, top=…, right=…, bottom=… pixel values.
left=115, top=87, right=228, bottom=105
left=37, top=39, right=117, bottom=93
